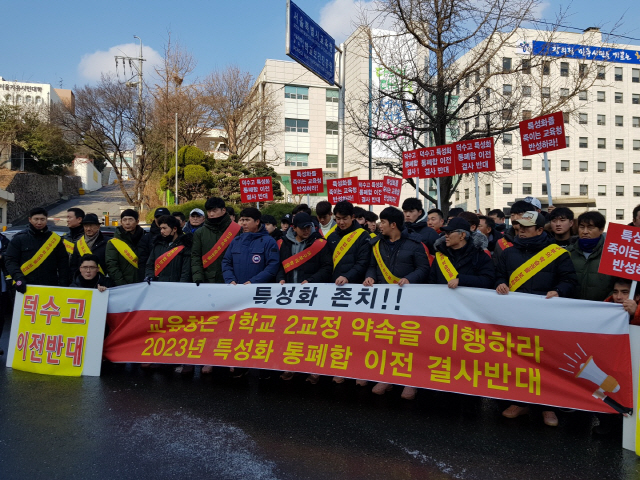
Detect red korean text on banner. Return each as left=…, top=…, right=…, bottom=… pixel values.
left=599, top=223, right=640, bottom=280
left=358, top=179, right=384, bottom=205
left=291, top=168, right=324, bottom=195
left=383, top=176, right=401, bottom=206
left=519, top=111, right=566, bottom=156
left=454, top=137, right=496, bottom=174
left=402, top=146, right=454, bottom=179
left=327, top=177, right=360, bottom=204
left=239, top=177, right=274, bottom=203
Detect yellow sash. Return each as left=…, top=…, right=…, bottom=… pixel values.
left=508, top=244, right=567, bottom=292
left=435, top=252, right=458, bottom=282
left=324, top=224, right=337, bottom=238
left=332, top=229, right=365, bottom=267
left=64, top=239, right=75, bottom=255
left=109, top=238, right=138, bottom=268
left=372, top=241, right=401, bottom=284
left=21, top=233, right=62, bottom=276
left=77, top=236, right=105, bottom=274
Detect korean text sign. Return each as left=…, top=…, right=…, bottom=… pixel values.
left=239, top=177, right=274, bottom=203
left=599, top=223, right=640, bottom=280
left=291, top=168, right=324, bottom=195
left=6, top=286, right=109, bottom=376
left=519, top=111, right=566, bottom=156
left=402, top=145, right=454, bottom=179
left=358, top=179, right=384, bottom=205
left=103, top=283, right=632, bottom=413
left=454, top=138, right=496, bottom=174
left=383, top=176, right=402, bottom=206
left=327, top=177, right=360, bottom=204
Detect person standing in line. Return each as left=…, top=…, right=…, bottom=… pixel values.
left=63, top=207, right=85, bottom=255
left=477, top=215, right=502, bottom=253
left=548, top=207, right=577, bottom=247
left=262, top=214, right=283, bottom=247
left=488, top=209, right=507, bottom=233
left=401, top=198, right=439, bottom=254
left=492, top=200, right=532, bottom=263
left=316, top=200, right=336, bottom=238
left=173, top=211, right=187, bottom=230
left=226, top=207, right=236, bottom=223
left=104, top=209, right=148, bottom=286
left=183, top=208, right=205, bottom=234
left=426, top=208, right=445, bottom=235
left=364, top=211, right=379, bottom=235
left=69, top=213, right=108, bottom=282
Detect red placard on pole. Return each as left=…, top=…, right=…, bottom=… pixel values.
left=402, top=146, right=454, bottom=179
left=453, top=137, right=496, bottom=174
left=239, top=177, right=274, bottom=203
left=327, top=177, right=360, bottom=204
left=383, top=176, right=401, bottom=206
left=358, top=179, right=384, bottom=205
left=290, top=168, right=324, bottom=195
left=598, top=223, right=640, bottom=280
left=519, top=111, right=566, bottom=156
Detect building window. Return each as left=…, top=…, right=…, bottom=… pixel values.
left=503, top=133, right=512, bottom=145
left=326, top=121, right=338, bottom=135
left=475, top=70, right=480, bottom=82
left=326, top=89, right=339, bottom=103
left=566, top=137, right=570, bottom=147
left=285, top=85, right=309, bottom=100
left=635, top=164, right=640, bottom=174
left=633, top=69, right=640, bottom=83
left=598, top=185, right=606, bottom=196
left=634, top=186, right=640, bottom=197
left=578, top=90, right=587, bottom=101
left=561, top=160, right=570, bottom=171
left=597, top=91, right=606, bottom=102
left=560, top=62, right=569, bottom=77
left=561, top=184, right=570, bottom=196
left=579, top=161, right=588, bottom=172
left=503, top=183, right=512, bottom=194
left=35, top=96, right=41, bottom=105
left=485, top=183, right=491, bottom=195
left=597, top=138, right=606, bottom=149
left=616, top=139, right=624, bottom=150
left=503, top=84, right=512, bottom=96
left=617, top=209, right=625, bottom=220
left=502, top=158, right=512, bottom=170
left=615, top=67, right=623, bottom=81
left=541, top=87, right=550, bottom=98
left=326, top=154, right=338, bottom=169
left=634, top=94, right=640, bottom=105
left=634, top=140, right=640, bottom=151
left=542, top=61, right=551, bottom=75
left=521, top=59, right=531, bottom=74
left=617, top=185, right=624, bottom=197
left=580, top=184, right=588, bottom=196
left=542, top=184, right=548, bottom=195
left=475, top=115, right=480, bottom=127
left=597, top=114, right=606, bottom=126
left=522, top=183, right=532, bottom=195
left=579, top=137, right=588, bottom=148
left=541, top=159, right=551, bottom=171
left=285, top=118, right=309, bottom=133
left=486, top=88, right=491, bottom=99
left=455, top=190, right=460, bottom=201
left=522, top=85, right=531, bottom=97
left=598, top=161, right=606, bottom=172
left=598, top=209, right=607, bottom=218
left=634, top=117, right=640, bottom=128
left=579, top=64, right=588, bottom=77
left=597, top=66, right=605, bottom=79
left=502, top=109, right=512, bottom=120
left=285, top=152, right=309, bottom=166
left=503, top=57, right=512, bottom=73
left=615, top=92, right=623, bottom=103
left=579, top=113, right=588, bottom=125
left=464, top=188, right=469, bottom=200
left=522, top=110, right=532, bottom=120
left=615, top=115, right=624, bottom=127
left=464, top=121, right=470, bottom=133
left=522, top=158, right=531, bottom=170
left=563, top=112, right=570, bottom=123
left=616, top=162, right=624, bottom=173
left=560, top=88, right=569, bottom=98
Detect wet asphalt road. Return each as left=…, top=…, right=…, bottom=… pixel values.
left=0, top=315, right=639, bottom=480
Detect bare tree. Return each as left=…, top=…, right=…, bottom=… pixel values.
left=203, top=66, right=280, bottom=162
left=347, top=0, right=610, bottom=213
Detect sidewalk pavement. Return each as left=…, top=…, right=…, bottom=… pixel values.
left=46, top=183, right=133, bottom=226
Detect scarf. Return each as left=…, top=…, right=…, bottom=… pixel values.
left=578, top=236, right=600, bottom=253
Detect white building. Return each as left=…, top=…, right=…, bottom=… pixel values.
left=454, top=28, right=640, bottom=222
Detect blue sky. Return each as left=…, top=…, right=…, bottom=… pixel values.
left=2, top=0, right=639, bottom=89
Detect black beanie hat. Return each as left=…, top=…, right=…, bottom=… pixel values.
left=121, top=209, right=139, bottom=221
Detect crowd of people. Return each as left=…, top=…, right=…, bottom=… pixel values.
left=2, top=195, right=639, bottom=431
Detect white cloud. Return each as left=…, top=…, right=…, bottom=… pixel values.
left=78, top=43, right=163, bottom=83
left=319, top=0, right=385, bottom=42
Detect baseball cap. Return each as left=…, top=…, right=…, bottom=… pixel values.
left=523, top=196, right=542, bottom=210
left=441, top=217, right=471, bottom=233
left=281, top=214, right=292, bottom=223
left=154, top=207, right=171, bottom=218
left=190, top=208, right=204, bottom=217
left=514, top=211, right=545, bottom=228
left=292, top=212, right=314, bottom=228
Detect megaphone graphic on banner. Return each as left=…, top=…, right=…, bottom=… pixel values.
left=575, top=356, right=620, bottom=393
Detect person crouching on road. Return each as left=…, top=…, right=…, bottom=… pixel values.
left=276, top=212, right=332, bottom=383
left=363, top=206, right=431, bottom=399
left=70, top=254, right=112, bottom=292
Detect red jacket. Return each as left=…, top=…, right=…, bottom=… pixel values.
left=604, top=296, right=640, bottom=325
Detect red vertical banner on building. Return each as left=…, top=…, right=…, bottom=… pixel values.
left=239, top=177, right=274, bottom=203
left=383, top=176, right=401, bottom=206
left=290, top=168, right=324, bottom=195
left=454, top=137, right=496, bottom=174
left=402, top=146, right=454, bottom=178
left=327, top=177, right=360, bottom=204
left=519, top=111, right=566, bottom=156
left=358, top=179, right=384, bottom=205
left=598, top=223, right=640, bottom=280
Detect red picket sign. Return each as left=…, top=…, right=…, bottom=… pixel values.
left=453, top=137, right=496, bottom=174
left=519, top=111, right=566, bottom=156
left=383, top=176, right=401, bottom=206
left=327, top=177, right=360, bottom=204
left=598, top=223, right=640, bottom=280
left=291, top=168, right=324, bottom=195
left=358, top=179, right=385, bottom=205
left=402, top=145, right=454, bottom=179
left=239, top=177, right=273, bottom=203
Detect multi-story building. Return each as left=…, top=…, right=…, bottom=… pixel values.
left=454, top=28, right=640, bottom=222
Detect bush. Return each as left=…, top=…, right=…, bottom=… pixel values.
left=259, top=203, right=299, bottom=220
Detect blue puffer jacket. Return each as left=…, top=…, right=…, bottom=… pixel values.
left=222, top=224, right=280, bottom=284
